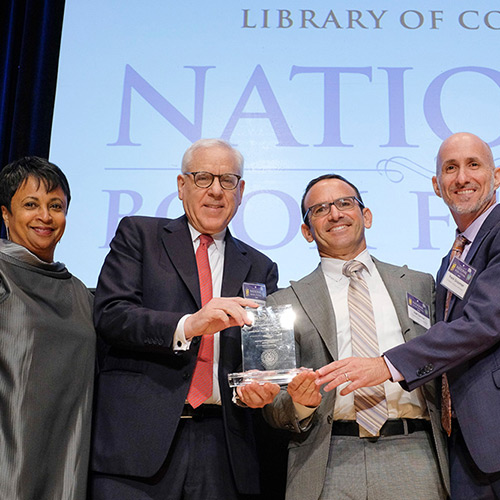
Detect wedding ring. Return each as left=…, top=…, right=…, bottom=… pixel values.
left=344, top=372, right=350, bottom=382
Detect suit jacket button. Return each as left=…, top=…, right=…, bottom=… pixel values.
left=183, top=372, right=190, bottom=380
left=327, top=415, right=333, bottom=424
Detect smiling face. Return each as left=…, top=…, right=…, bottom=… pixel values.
left=433, top=133, right=500, bottom=231
left=177, top=145, right=244, bottom=234
left=301, top=178, right=372, bottom=260
left=1, top=176, right=67, bottom=262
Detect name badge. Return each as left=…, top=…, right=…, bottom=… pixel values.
left=440, top=257, right=476, bottom=300
left=406, top=293, right=431, bottom=329
left=242, top=282, right=267, bottom=305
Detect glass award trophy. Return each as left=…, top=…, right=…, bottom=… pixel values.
left=228, top=304, right=302, bottom=387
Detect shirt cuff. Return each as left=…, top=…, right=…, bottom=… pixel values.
left=293, top=401, right=317, bottom=421
left=173, top=314, right=192, bottom=351
left=384, top=355, right=404, bottom=382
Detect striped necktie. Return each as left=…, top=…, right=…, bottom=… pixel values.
left=343, top=260, right=388, bottom=436
left=441, top=234, right=470, bottom=436
left=187, top=234, right=214, bottom=408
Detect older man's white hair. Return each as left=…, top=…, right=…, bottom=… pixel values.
left=181, top=138, right=244, bottom=175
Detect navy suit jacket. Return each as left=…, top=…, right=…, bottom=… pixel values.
left=90, top=215, right=278, bottom=494
left=386, top=205, right=500, bottom=474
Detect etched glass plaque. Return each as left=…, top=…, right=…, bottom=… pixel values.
left=228, top=304, right=301, bottom=387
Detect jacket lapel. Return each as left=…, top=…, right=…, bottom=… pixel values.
left=161, top=216, right=201, bottom=308
left=463, top=204, right=500, bottom=265
left=435, top=255, right=449, bottom=322
left=221, top=231, right=251, bottom=298
left=374, top=258, right=415, bottom=342
left=290, top=266, right=339, bottom=359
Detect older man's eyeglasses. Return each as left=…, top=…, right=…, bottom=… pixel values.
left=186, top=171, right=241, bottom=190
left=304, top=196, right=364, bottom=222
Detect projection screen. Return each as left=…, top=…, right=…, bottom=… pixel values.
left=50, top=1, right=500, bottom=287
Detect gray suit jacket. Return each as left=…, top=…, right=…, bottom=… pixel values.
left=264, top=258, right=450, bottom=500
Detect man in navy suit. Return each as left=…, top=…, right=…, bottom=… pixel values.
left=90, top=139, right=280, bottom=500
left=317, top=132, right=500, bottom=499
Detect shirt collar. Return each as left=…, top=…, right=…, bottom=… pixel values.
left=321, top=248, right=373, bottom=281
left=187, top=222, right=226, bottom=252
left=459, top=203, right=496, bottom=244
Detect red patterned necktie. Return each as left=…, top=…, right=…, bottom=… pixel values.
left=441, top=234, right=469, bottom=436
left=187, top=234, right=214, bottom=408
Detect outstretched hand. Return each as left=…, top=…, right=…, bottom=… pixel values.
left=185, top=297, right=259, bottom=339
left=237, top=382, right=280, bottom=408
left=288, top=369, right=322, bottom=407
left=315, top=357, right=391, bottom=395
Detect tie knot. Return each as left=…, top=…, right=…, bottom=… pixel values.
left=452, top=234, right=469, bottom=253
left=199, top=234, right=214, bottom=248
left=342, top=260, right=366, bottom=278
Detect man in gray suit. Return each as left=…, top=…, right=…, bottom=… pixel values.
left=316, top=133, right=500, bottom=499
left=241, top=174, right=450, bottom=500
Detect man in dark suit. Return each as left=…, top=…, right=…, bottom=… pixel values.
left=241, top=174, right=449, bottom=499
left=318, top=133, right=500, bottom=499
left=90, top=139, right=279, bottom=500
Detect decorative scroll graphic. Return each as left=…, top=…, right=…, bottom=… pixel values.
left=376, top=156, right=435, bottom=183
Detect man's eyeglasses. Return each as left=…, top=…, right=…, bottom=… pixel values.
left=303, top=196, right=364, bottom=222
left=185, top=171, right=241, bottom=190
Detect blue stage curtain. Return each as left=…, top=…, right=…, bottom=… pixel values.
left=0, top=0, right=65, bottom=236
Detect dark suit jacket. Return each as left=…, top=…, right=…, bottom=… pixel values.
left=90, top=215, right=278, bottom=494
left=386, top=205, right=500, bottom=474
left=264, top=259, right=449, bottom=500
